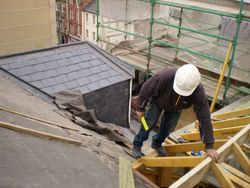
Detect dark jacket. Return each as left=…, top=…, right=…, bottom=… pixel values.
left=137, top=68, right=214, bottom=149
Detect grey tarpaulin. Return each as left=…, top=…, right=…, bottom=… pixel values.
left=53, top=90, right=131, bottom=147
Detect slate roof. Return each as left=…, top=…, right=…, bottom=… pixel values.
left=0, top=41, right=134, bottom=95
left=83, top=0, right=96, bottom=14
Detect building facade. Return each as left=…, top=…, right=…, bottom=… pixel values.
left=56, top=0, right=91, bottom=44
left=0, top=0, right=57, bottom=56
left=82, top=0, right=134, bottom=47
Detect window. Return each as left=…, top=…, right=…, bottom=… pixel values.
left=86, top=29, right=89, bottom=38
left=56, top=3, right=60, bottom=11
left=76, top=9, right=79, bottom=21
left=70, top=10, right=73, bottom=19
left=77, top=25, right=80, bottom=35
left=76, top=0, right=80, bottom=5
left=93, top=15, right=96, bottom=25
left=86, top=13, right=88, bottom=22
left=92, top=32, right=96, bottom=40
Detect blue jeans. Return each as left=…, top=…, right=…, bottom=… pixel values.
left=133, top=102, right=181, bottom=147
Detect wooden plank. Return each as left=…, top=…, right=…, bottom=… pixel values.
left=133, top=169, right=160, bottom=188
left=180, top=126, right=245, bottom=141
left=165, top=140, right=226, bottom=153
left=141, top=156, right=204, bottom=167
left=232, top=142, right=250, bottom=175
left=169, top=125, right=250, bottom=188
left=242, top=143, right=250, bottom=154
left=157, top=151, right=176, bottom=187
left=213, top=107, right=250, bottom=120
left=119, top=157, right=135, bottom=188
left=212, top=116, right=250, bottom=129
left=0, top=120, right=82, bottom=146
left=132, top=150, right=158, bottom=170
left=157, top=168, right=173, bottom=187
left=228, top=173, right=250, bottom=188
left=0, top=106, right=79, bottom=131
left=221, top=163, right=250, bottom=183
left=211, top=163, right=235, bottom=188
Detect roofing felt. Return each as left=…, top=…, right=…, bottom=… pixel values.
left=83, top=0, right=96, bottom=14
left=0, top=41, right=134, bottom=95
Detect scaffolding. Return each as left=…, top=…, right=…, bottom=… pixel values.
left=96, top=0, right=250, bottom=99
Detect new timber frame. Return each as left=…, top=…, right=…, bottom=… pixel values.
left=131, top=107, right=250, bottom=187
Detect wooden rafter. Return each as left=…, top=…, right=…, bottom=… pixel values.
left=212, top=116, right=250, bottom=129
left=169, top=125, right=250, bottom=188
left=180, top=126, right=245, bottom=141
left=213, top=107, right=250, bottom=120
left=141, top=156, right=204, bottom=168
left=232, top=142, right=250, bottom=175
left=221, top=162, right=250, bottom=183
left=211, top=163, right=235, bottom=188
left=163, top=140, right=226, bottom=153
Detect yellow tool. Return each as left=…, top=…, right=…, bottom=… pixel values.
left=141, top=116, right=149, bottom=131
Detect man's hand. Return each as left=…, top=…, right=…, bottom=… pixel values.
left=205, top=149, right=219, bottom=162
left=136, top=111, right=144, bottom=121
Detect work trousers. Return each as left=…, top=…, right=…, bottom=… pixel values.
left=133, top=102, right=181, bottom=147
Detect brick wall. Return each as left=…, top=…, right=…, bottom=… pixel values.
left=83, top=80, right=130, bottom=127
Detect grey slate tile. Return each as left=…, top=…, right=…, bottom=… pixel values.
left=67, top=72, right=80, bottom=80
left=79, top=54, right=95, bottom=62
left=54, top=74, right=69, bottom=84
left=48, top=54, right=61, bottom=61
left=53, top=83, right=67, bottom=93
left=60, top=52, right=73, bottom=58
left=64, top=80, right=79, bottom=89
left=108, top=76, right=122, bottom=84
left=37, top=56, right=49, bottom=64
left=77, top=69, right=91, bottom=77
left=20, top=75, right=33, bottom=82
left=41, top=78, right=56, bottom=87
left=98, top=79, right=110, bottom=88
left=25, top=59, right=38, bottom=66
left=42, top=87, right=55, bottom=94
left=71, top=49, right=83, bottom=56
left=86, top=82, right=100, bottom=91
left=99, top=64, right=110, bottom=71
left=9, top=62, right=24, bottom=69
left=108, top=69, right=119, bottom=77
left=30, top=72, right=45, bottom=81
left=70, top=56, right=81, bottom=64
left=57, top=59, right=71, bottom=67
left=89, top=66, right=101, bottom=74
left=89, top=59, right=102, bottom=66
left=1, top=64, right=10, bottom=70
left=79, top=61, right=92, bottom=69
left=44, top=69, right=58, bottom=78
left=56, top=66, right=71, bottom=74
left=98, top=71, right=110, bottom=79
left=68, top=64, right=80, bottom=72
left=18, top=66, right=35, bottom=75
left=31, top=81, right=45, bottom=88
left=88, top=74, right=100, bottom=83
left=9, top=69, right=22, bottom=76
left=77, top=77, right=90, bottom=86
left=32, top=63, right=47, bottom=72
left=79, top=86, right=89, bottom=94
left=44, top=61, right=59, bottom=70
left=80, top=48, right=89, bottom=54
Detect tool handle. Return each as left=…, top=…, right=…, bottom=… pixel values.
left=141, top=116, right=149, bottom=131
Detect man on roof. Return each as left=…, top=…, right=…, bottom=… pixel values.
left=132, top=64, right=219, bottom=162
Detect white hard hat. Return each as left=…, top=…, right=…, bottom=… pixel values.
left=173, top=64, right=201, bottom=96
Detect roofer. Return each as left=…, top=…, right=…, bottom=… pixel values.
left=132, top=64, right=219, bottom=162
